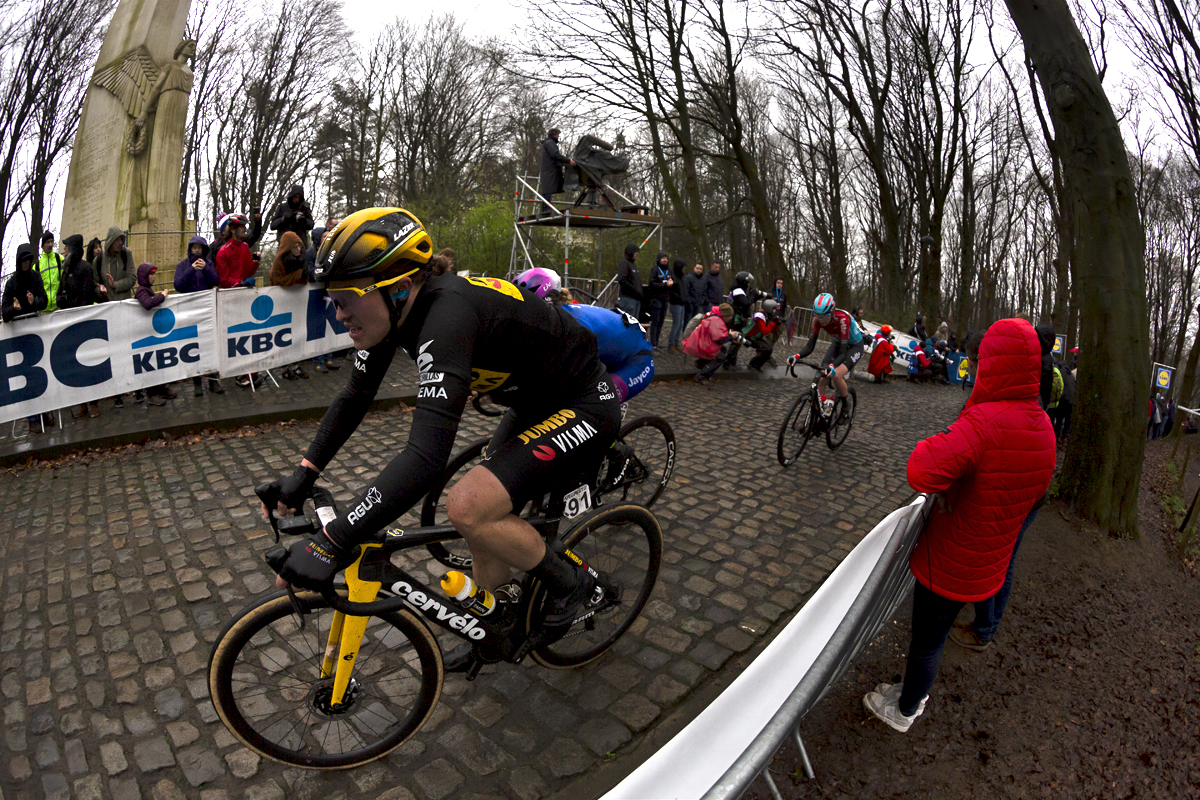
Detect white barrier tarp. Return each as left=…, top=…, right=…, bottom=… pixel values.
left=601, top=498, right=924, bottom=800
left=0, top=286, right=351, bottom=424
left=215, top=286, right=351, bottom=378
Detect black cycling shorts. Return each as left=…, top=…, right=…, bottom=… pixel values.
left=821, top=340, right=865, bottom=374
left=481, top=367, right=622, bottom=510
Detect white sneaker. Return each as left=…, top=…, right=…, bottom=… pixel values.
left=873, top=683, right=928, bottom=715
left=863, top=686, right=924, bottom=732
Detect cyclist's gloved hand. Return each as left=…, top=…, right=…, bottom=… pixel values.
left=787, top=354, right=799, bottom=367
left=269, top=532, right=357, bottom=591
left=271, top=465, right=320, bottom=514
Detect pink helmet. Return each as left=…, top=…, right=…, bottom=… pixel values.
left=515, top=268, right=561, bottom=299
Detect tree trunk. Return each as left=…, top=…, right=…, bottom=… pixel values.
left=1004, top=0, right=1148, bottom=536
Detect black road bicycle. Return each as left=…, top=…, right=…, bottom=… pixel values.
left=776, top=360, right=857, bottom=466
left=207, top=474, right=662, bottom=769
left=420, top=414, right=675, bottom=570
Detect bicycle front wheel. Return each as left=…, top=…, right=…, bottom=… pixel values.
left=528, top=504, right=662, bottom=668
left=826, top=388, right=857, bottom=450
left=777, top=392, right=815, bottom=466
left=599, top=416, right=676, bottom=508
left=420, top=438, right=489, bottom=569
left=208, top=591, right=442, bottom=769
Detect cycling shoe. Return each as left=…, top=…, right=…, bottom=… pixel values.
left=541, top=569, right=606, bottom=643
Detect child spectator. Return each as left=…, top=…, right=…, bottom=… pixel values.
left=134, top=263, right=177, bottom=405
left=96, top=226, right=136, bottom=300
left=174, top=236, right=219, bottom=294
left=37, top=231, right=63, bottom=312
left=863, top=318, right=1055, bottom=732
left=269, top=185, right=315, bottom=246
left=3, top=244, right=48, bottom=321
left=173, top=236, right=224, bottom=397
left=214, top=214, right=259, bottom=289
left=270, top=231, right=310, bottom=381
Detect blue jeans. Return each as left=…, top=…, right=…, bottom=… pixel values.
left=898, top=582, right=964, bottom=716
left=668, top=303, right=686, bottom=347
left=971, top=505, right=1038, bottom=641
left=616, top=296, right=640, bottom=320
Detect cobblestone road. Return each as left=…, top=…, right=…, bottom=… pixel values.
left=0, top=372, right=966, bottom=800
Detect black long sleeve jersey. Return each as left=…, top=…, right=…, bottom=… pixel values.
left=309, top=272, right=603, bottom=545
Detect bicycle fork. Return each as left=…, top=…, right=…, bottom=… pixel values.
left=317, top=544, right=383, bottom=708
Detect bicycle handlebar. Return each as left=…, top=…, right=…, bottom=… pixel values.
left=255, top=482, right=336, bottom=542
left=785, top=358, right=824, bottom=378
left=472, top=393, right=505, bottom=417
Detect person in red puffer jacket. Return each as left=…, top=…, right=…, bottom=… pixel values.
left=863, top=318, right=1056, bottom=732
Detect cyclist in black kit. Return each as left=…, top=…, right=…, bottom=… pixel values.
left=261, top=208, right=620, bottom=652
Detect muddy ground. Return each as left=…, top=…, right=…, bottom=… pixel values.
left=749, top=438, right=1200, bottom=799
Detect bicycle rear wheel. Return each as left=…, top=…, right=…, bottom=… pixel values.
left=826, top=388, right=857, bottom=450
left=598, top=416, right=676, bottom=508
left=527, top=504, right=662, bottom=668
left=208, top=591, right=442, bottom=769
left=420, top=438, right=488, bottom=569
left=777, top=392, right=815, bottom=466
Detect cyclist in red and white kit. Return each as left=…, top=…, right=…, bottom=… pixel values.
left=788, top=293, right=865, bottom=417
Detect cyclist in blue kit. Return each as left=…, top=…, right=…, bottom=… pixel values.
left=515, top=268, right=654, bottom=403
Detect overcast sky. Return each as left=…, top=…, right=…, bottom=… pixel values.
left=341, top=0, right=522, bottom=42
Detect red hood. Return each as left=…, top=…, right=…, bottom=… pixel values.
left=963, top=318, right=1041, bottom=411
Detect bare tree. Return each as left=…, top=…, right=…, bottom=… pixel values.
left=1004, top=0, right=1148, bottom=535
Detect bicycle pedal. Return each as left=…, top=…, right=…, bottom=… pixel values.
left=511, top=637, right=536, bottom=664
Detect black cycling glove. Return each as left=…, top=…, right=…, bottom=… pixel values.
left=268, top=533, right=357, bottom=591
left=274, top=465, right=320, bottom=513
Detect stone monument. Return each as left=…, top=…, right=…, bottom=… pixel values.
left=60, top=0, right=195, bottom=289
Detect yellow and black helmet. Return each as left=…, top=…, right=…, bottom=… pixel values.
left=313, top=207, right=432, bottom=282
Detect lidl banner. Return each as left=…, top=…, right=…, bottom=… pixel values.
left=0, top=286, right=350, bottom=424
left=1053, top=335, right=1065, bottom=356
left=1153, top=363, right=1174, bottom=392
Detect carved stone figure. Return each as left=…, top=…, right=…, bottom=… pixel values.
left=60, top=0, right=194, bottom=286
left=92, top=39, right=195, bottom=157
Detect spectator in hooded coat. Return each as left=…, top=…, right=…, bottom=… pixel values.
left=95, top=226, right=137, bottom=300
left=214, top=214, right=259, bottom=289
left=3, top=244, right=48, bottom=321
left=269, top=185, right=315, bottom=247
left=269, top=231, right=307, bottom=287
left=133, top=263, right=178, bottom=405
left=174, top=236, right=219, bottom=294
left=616, top=244, right=642, bottom=320
left=645, top=250, right=671, bottom=348
left=37, top=231, right=63, bottom=312
left=864, top=318, right=1055, bottom=732
left=909, top=314, right=928, bottom=343
left=173, top=237, right=224, bottom=398
left=57, top=234, right=100, bottom=310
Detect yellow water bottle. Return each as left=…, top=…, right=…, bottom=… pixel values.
left=440, top=571, right=496, bottom=618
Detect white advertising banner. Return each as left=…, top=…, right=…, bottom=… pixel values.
left=0, top=286, right=351, bottom=424
left=215, top=286, right=351, bottom=378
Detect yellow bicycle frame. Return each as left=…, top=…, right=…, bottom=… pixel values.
left=318, top=544, right=382, bottom=705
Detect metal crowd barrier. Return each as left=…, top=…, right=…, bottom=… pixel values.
left=601, top=495, right=932, bottom=800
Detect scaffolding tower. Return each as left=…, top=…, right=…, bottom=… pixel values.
left=508, top=174, right=663, bottom=304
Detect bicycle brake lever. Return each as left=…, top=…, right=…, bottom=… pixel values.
left=255, top=482, right=283, bottom=543
left=285, top=583, right=306, bottom=631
